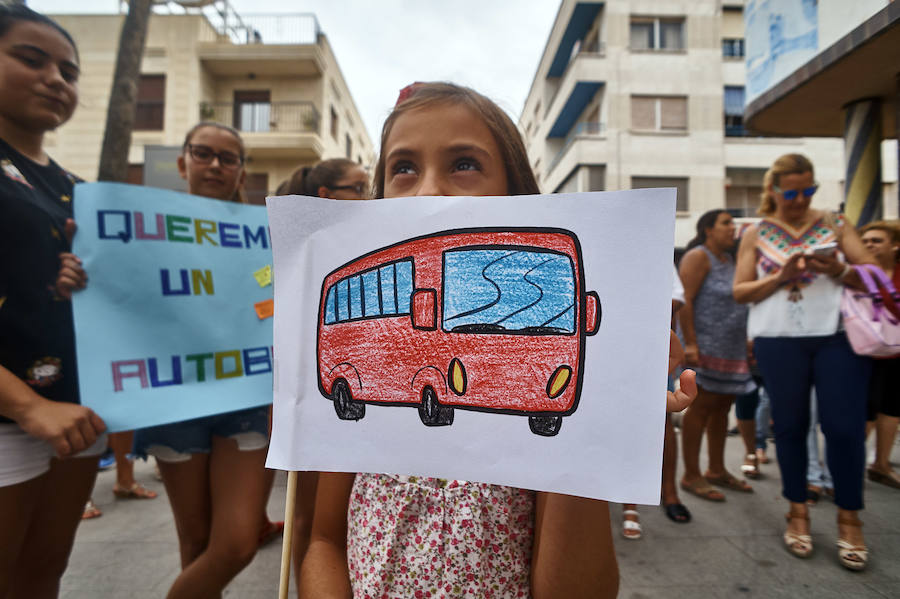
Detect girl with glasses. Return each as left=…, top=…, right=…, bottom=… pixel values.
left=276, top=158, right=369, bottom=199
left=733, top=153, right=875, bottom=570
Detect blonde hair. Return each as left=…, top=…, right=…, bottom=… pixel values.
left=758, top=153, right=815, bottom=216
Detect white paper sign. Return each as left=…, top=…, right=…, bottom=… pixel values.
left=266, top=190, right=675, bottom=504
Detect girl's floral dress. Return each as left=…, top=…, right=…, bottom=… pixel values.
left=348, top=473, right=536, bottom=598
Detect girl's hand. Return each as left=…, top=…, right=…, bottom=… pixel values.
left=683, top=343, right=699, bottom=367
left=667, top=369, right=696, bottom=413
left=17, top=398, right=106, bottom=458
left=56, top=219, right=86, bottom=299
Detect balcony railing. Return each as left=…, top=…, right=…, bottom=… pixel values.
left=200, top=101, right=320, bottom=134
left=549, top=121, right=605, bottom=173
left=196, top=6, right=321, bottom=45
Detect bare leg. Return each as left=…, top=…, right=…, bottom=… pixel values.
left=157, top=454, right=212, bottom=567
left=705, top=394, right=735, bottom=477
left=7, top=456, right=99, bottom=598
left=0, top=474, right=43, bottom=596
left=737, top=418, right=756, bottom=458
left=681, top=387, right=716, bottom=483
left=165, top=437, right=268, bottom=599
left=661, top=415, right=680, bottom=505
left=872, top=414, right=900, bottom=474
left=291, top=471, right=320, bottom=589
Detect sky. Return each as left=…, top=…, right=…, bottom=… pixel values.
left=29, top=0, right=561, bottom=149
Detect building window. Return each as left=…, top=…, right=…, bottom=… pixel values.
left=724, top=86, right=746, bottom=136
left=134, top=74, right=165, bottom=131
left=330, top=106, right=339, bottom=140
left=722, top=38, right=745, bottom=58
left=631, top=96, right=687, bottom=131
left=233, top=90, right=271, bottom=132
left=588, top=165, right=605, bottom=191
left=725, top=167, right=765, bottom=217
left=244, top=173, right=269, bottom=206
left=630, top=17, right=684, bottom=51
left=345, top=133, right=352, bottom=159
left=632, top=176, right=689, bottom=212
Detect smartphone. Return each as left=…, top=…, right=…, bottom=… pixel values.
left=807, top=242, right=838, bottom=256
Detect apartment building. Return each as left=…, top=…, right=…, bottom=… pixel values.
left=48, top=6, right=375, bottom=204
left=519, top=0, right=868, bottom=245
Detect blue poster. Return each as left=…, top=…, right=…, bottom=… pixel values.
left=72, top=182, right=273, bottom=432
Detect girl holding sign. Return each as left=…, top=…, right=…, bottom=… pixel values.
left=128, top=123, right=273, bottom=598
left=0, top=6, right=108, bottom=597
left=298, top=82, right=696, bottom=599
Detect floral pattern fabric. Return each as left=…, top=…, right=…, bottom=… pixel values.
left=348, top=473, right=536, bottom=599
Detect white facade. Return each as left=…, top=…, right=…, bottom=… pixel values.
left=519, top=0, right=896, bottom=247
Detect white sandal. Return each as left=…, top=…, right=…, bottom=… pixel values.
left=741, top=454, right=760, bottom=479
left=623, top=509, right=642, bottom=540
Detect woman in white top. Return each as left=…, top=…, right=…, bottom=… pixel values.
left=733, top=153, right=874, bottom=571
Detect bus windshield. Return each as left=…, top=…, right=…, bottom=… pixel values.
left=442, top=248, right=576, bottom=334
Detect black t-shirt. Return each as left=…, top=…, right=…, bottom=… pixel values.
left=0, top=137, right=82, bottom=423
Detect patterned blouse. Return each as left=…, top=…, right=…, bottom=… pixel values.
left=748, top=213, right=846, bottom=338
left=347, top=473, right=536, bottom=598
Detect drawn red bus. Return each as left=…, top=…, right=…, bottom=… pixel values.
left=316, top=228, right=600, bottom=436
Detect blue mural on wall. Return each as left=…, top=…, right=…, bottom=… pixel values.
left=745, top=0, right=819, bottom=104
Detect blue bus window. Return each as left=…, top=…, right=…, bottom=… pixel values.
left=324, top=285, right=336, bottom=324
left=380, top=264, right=396, bottom=314
left=336, top=279, right=350, bottom=321
left=361, top=269, right=380, bottom=317
left=348, top=275, right=362, bottom=319
left=395, top=259, right=413, bottom=314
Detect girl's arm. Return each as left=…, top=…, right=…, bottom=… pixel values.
left=677, top=248, right=710, bottom=366
left=531, top=493, right=618, bottom=599
left=298, top=472, right=355, bottom=599
left=732, top=226, right=803, bottom=304
left=0, top=364, right=105, bottom=456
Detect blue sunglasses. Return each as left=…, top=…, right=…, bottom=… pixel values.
left=773, top=183, right=818, bottom=201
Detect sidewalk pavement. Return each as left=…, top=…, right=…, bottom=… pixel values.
left=60, top=426, right=900, bottom=598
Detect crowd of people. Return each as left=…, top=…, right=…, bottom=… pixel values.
left=1, top=6, right=898, bottom=598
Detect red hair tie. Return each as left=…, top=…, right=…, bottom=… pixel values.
left=395, top=82, right=424, bottom=106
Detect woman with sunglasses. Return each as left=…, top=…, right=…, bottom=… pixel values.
left=733, top=153, right=875, bottom=570
left=130, top=122, right=273, bottom=598
left=275, top=158, right=369, bottom=199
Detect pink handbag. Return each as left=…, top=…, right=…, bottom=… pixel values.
left=841, top=264, right=900, bottom=357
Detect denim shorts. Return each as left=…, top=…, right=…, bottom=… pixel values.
left=133, top=405, right=269, bottom=463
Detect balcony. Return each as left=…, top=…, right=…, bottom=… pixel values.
left=549, top=121, right=605, bottom=173
left=547, top=2, right=604, bottom=77
left=200, top=101, right=323, bottom=159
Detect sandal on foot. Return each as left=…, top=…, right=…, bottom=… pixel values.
left=258, top=520, right=285, bottom=547
left=836, top=515, right=868, bottom=571
left=867, top=467, right=900, bottom=490
left=756, top=448, right=770, bottom=464
left=784, top=508, right=813, bottom=558
left=622, top=509, right=642, bottom=540
left=82, top=500, right=102, bottom=520
left=113, top=482, right=157, bottom=500
left=741, top=454, right=761, bottom=479
left=680, top=478, right=726, bottom=502
left=663, top=502, right=692, bottom=523
left=707, top=471, right=753, bottom=493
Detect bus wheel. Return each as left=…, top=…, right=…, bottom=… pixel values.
left=528, top=416, right=562, bottom=436
left=332, top=380, right=365, bottom=421
left=418, top=387, right=453, bottom=426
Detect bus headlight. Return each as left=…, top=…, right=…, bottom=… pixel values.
left=546, top=365, right=572, bottom=398
left=448, top=358, right=467, bottom=396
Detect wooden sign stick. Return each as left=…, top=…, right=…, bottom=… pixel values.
left=277, top=470, right=299, bottom=599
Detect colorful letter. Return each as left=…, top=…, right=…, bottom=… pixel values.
left=243, top=347, right=272, bottom=375
left=135, top=212, right=165, bottom=240
left=191, top=269, right=214, bottom=295
left=194, top=219, right=219, bottom=246
left=185, top=353, right=213, bottom=382
left=214, top=350, right=243, bottom=379
left=243, top=225, right=269, bottom=249
left=148, top=356, right=183, bottom=387
left=166, top=215, right=193, bottom=243
left=219, top=222, right=242, bottom=247
left=111, top=359, right=148, bottom=392
left=98, top=210, right=131, bottom=242
left=161, top=269, right=190, bottom=296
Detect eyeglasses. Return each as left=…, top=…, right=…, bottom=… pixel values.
left=186, top=144, right=243, bottom=169
left=773, top=183, right=818, bottom=201
left=329, top=182, right=368, bottom=196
